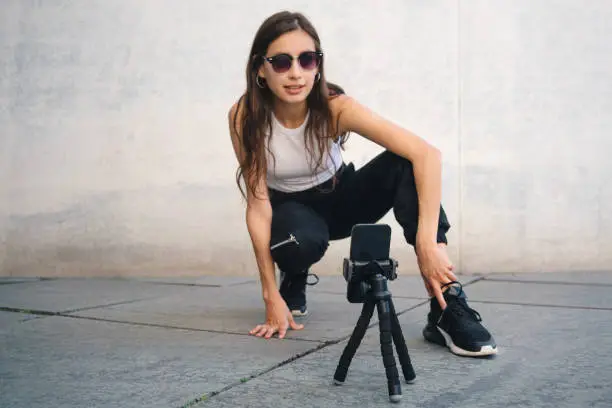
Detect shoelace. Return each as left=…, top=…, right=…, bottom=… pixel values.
left=449, top=298, right=482, bottom=321
left=306, top=272, right=319, bottom=286
left=441, top=281, right=482, bottom=322
left=281, top=271, right=319, bottom=288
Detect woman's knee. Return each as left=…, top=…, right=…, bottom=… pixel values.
left=270, top=201, right=330, bottom=274
left=370, top=150, right=416, bottom=187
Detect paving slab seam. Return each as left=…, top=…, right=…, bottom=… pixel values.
left=13, top=311, right=324, bottom=343
left=482, top=277, right=612, bottom=287
left=177, top=340, right=333, bottom=408
left=223, top=280, right=259, bottom=287
left=0, top=306, right=59, bottom=316
left=0, top=296, right=164, bottom=321
left=0, top=277, right=56, bottom=285
left=134, top=282, right=221, bottom=288
left=0, top=281, right=39, bottom=286
left=314, top=290, right=429, bottom=300
left=313, top=275, right=485, bottom=299
left=467, top=299, right=612, bottom=311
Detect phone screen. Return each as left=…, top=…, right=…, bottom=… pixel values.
left=349, top=224, right=391, bottom=261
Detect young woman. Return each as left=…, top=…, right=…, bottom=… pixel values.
left=229, top=11, right=497, bottom=357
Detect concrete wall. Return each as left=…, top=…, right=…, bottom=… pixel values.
left=1, top=0, right=611, bottom=277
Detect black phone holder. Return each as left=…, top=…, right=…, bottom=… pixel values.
left=343, top=258, right=398, bottom=303
left=333, top=226, right=416, bottom=403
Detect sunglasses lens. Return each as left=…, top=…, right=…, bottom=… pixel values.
left=299, top=52, right=319, bottom=70
left=271, top=55, right=292, bottom=73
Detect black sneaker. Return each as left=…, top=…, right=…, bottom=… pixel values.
left=279, top=270, right=319, bottom=316
left=423, top=282, right=497, bottom=357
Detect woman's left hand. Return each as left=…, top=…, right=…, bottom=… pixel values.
left=416, top=242, right=458, bottom=309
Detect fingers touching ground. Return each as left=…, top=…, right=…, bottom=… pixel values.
left=249, top=324, right=277, bottom=338
left=288, top=315, right=304, bottom=331
left=249, top=318, right=304, bottom=340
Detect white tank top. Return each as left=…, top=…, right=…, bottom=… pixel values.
left=265, top=111, right=343, bottom=193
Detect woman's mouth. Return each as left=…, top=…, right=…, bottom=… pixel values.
left=284, top=85, right=304, bottom=95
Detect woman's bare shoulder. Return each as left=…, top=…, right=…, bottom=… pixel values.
left=328, top=92, right=354, bottom=135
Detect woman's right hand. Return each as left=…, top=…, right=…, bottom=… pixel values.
left=249, top=293, right=304, bottom=339
left=416, top=242, right=457, bottom=309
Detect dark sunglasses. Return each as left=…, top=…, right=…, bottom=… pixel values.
left=262, top=51, right=323, bottom=73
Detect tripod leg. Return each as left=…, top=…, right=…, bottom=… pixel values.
left=377, top=299, right=402, bottom=403
left=333, top=300, right=376, bottom=385
left=389, top=299, right=416, bottom=383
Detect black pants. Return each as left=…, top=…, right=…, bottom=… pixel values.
left=268, top=150, right=451, bottom=275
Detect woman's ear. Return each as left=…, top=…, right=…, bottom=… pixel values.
left=252, top=55, right=266, bottom=80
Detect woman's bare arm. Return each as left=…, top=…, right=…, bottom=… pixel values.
left=227, top=101, right=303, bottom=339
left=330, top=95, right=457, bottom=308
left=227, top=102, right=278, bottom=301
left=331, top=95, right=442, bottom=246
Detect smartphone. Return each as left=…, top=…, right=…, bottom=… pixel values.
left=349, top=223, right=392, bottom=262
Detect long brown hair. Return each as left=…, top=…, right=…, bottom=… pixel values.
left=231, top=11, right=349, bottom=199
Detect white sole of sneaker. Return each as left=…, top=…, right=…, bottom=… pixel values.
left=291, top=310, right=308, bottom=317
left=437, top=327, right=498, bottom=357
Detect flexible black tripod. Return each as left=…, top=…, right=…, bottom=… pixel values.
left=333, top=259, right=416, bottom=403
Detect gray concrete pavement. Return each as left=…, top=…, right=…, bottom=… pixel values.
left=1, top=273, right=611, bottom=407
left=68, top=277, right=428, bottom=342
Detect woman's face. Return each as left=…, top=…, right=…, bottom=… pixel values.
left=258, top=29, right=320, bottom=105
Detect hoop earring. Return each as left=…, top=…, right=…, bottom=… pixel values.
left=256, top=76, right=266, bottom=88
left=315, top=72, right=321, bottom=82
